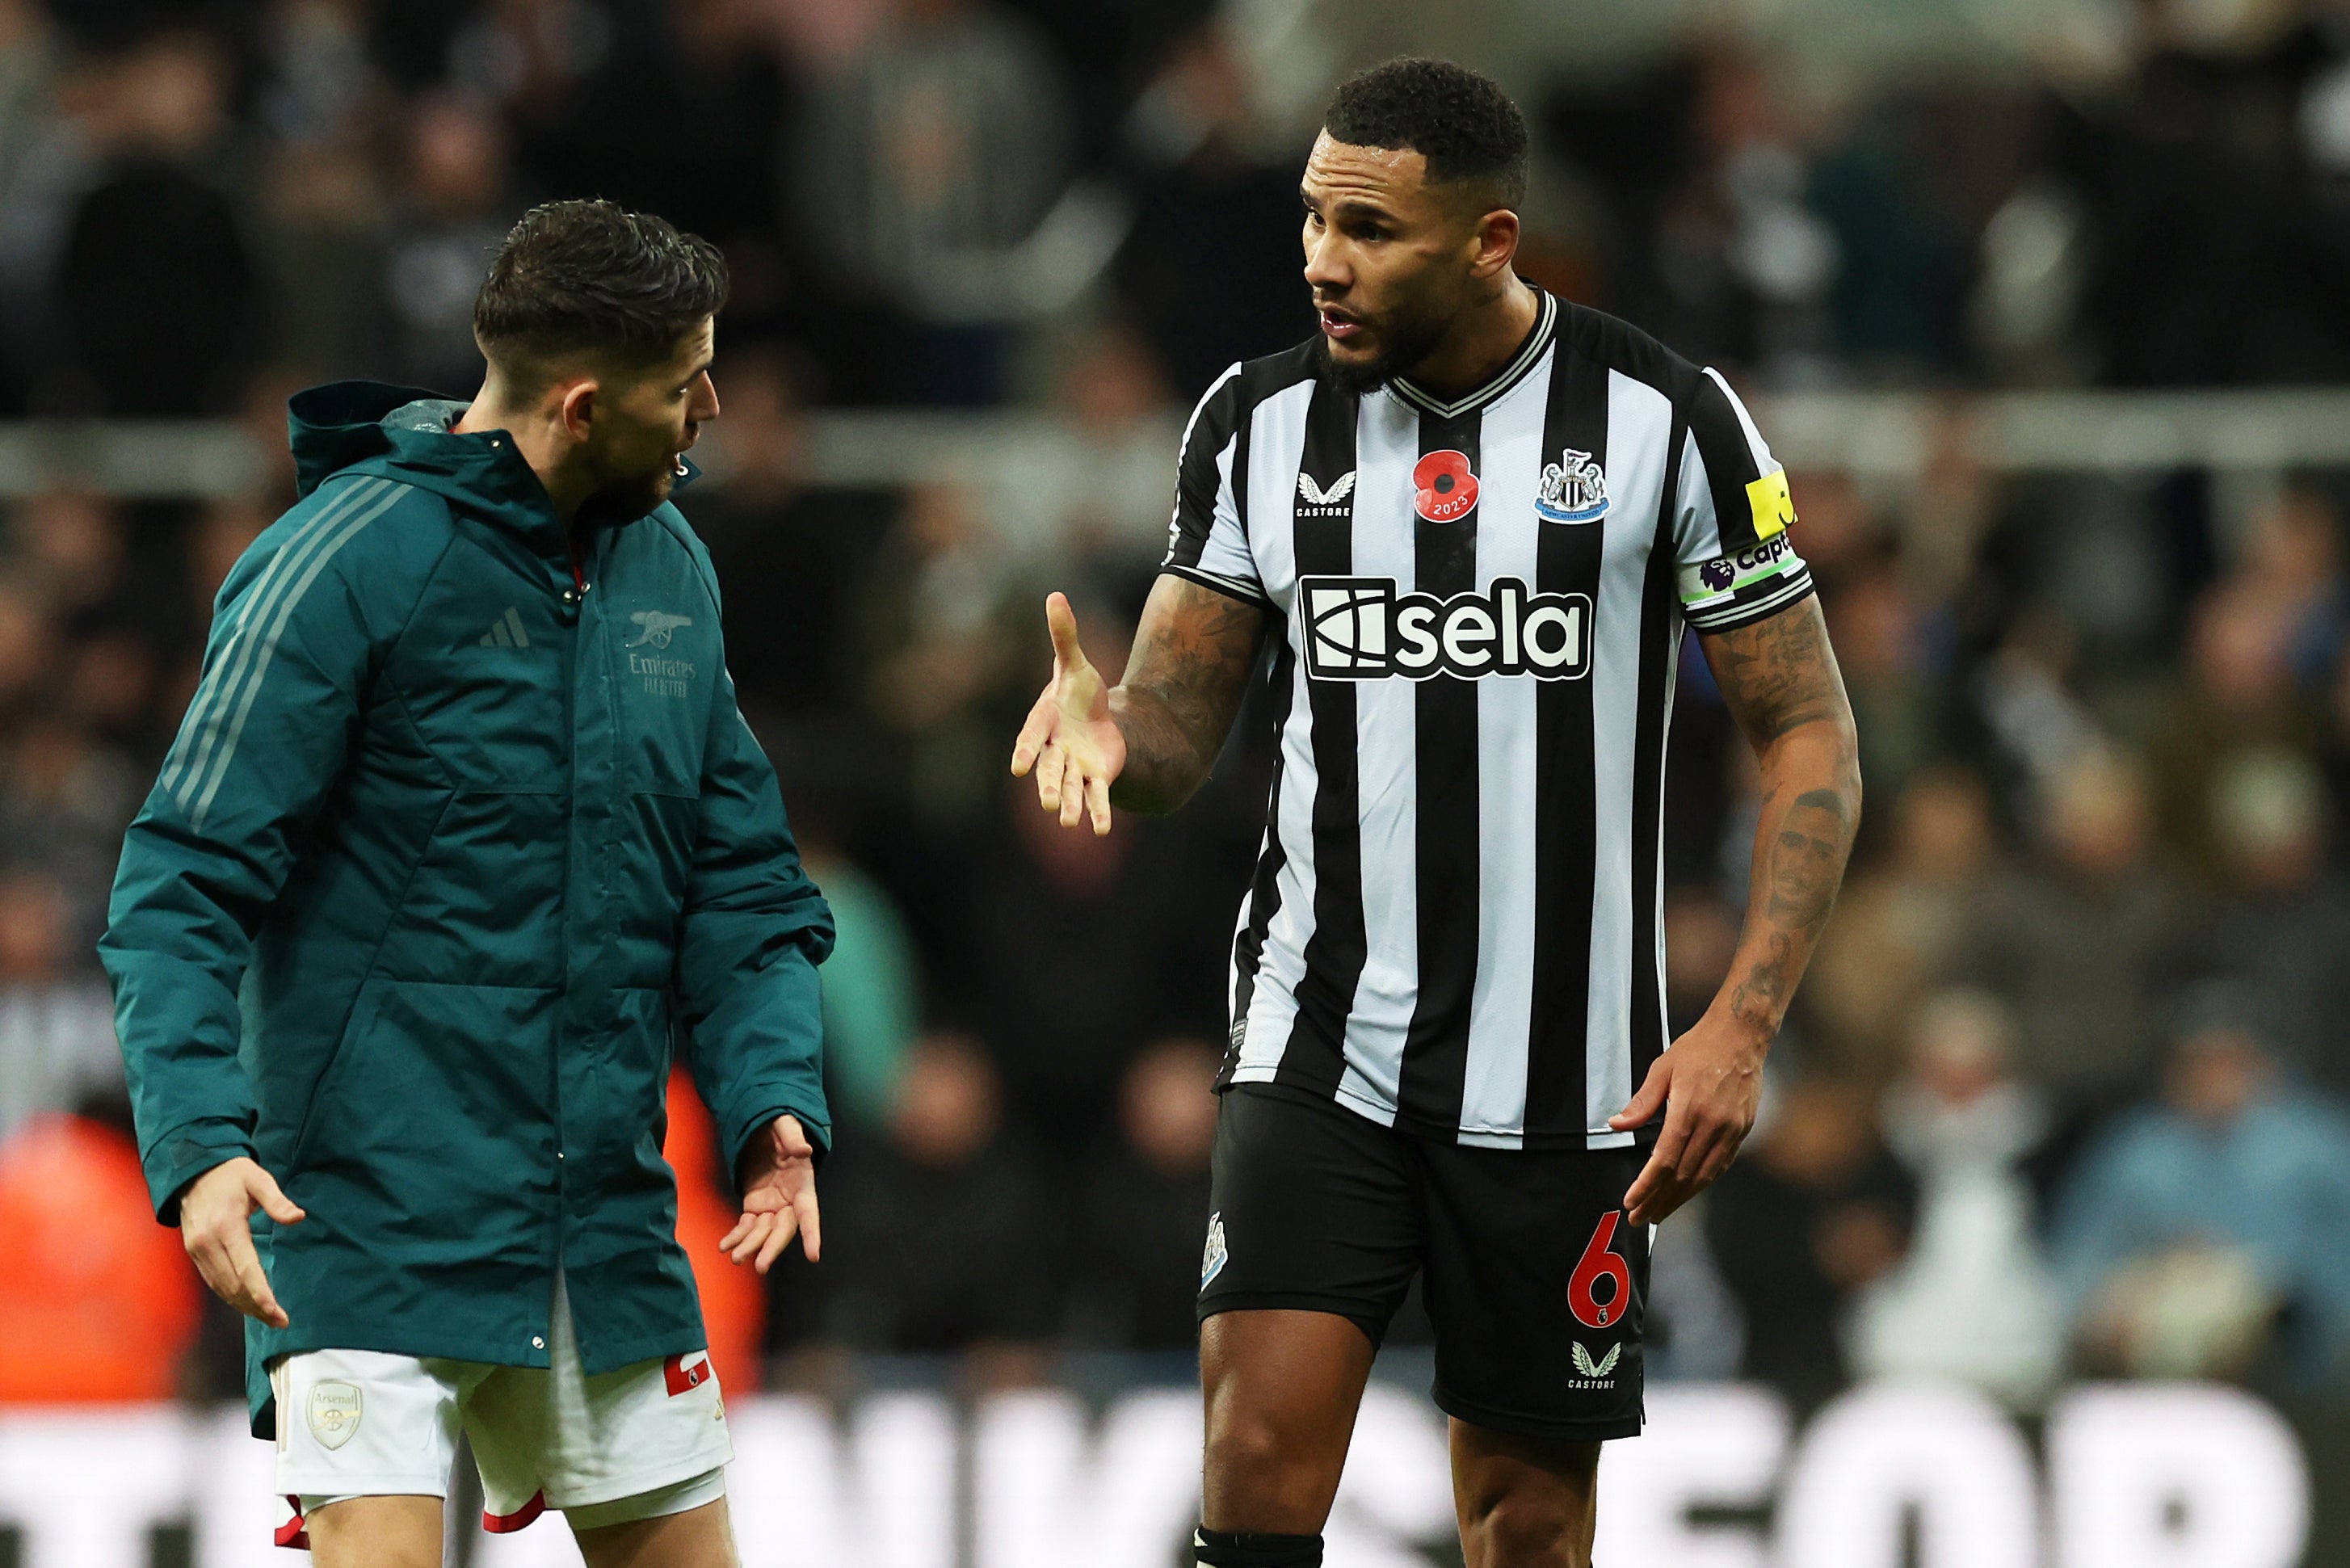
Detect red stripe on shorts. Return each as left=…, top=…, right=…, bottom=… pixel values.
left=482, top=1490, right=548, bottom=1533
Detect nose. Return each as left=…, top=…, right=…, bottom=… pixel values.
left=1303, top=225, right=1348, bottom=297
left=692, top=370, right=720, bottom=423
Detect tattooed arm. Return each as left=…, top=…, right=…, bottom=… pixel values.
left=1613, top=595, right=1862, bottom=1224
left=1708, top=597, right=1864, bottom=1035
left=1106, top=578, right=1276, bottom=812
left=1010, top=577, right=1272, bottom=831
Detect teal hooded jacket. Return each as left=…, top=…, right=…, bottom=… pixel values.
left=101, top=384, right=833, bottom=1426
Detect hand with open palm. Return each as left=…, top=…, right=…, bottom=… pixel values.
left=1009, top=592, right=1127, bottom=835
left=721, top=1114, right=820, bottom=1273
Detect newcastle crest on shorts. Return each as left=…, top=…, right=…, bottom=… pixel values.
left=1200, top=1212, right=1229, bottom=1291
left=1534, top=448, right=1608, bottom=524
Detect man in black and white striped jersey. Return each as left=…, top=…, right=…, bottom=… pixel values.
left=1011, top=58, right=1860, bottom=1568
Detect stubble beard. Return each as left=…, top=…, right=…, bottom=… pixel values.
left=578, top=462, right=676, bottom=528
left=1317, top=301, right=1453, bottom=397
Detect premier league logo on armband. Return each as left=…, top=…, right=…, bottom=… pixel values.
left=1534, top=448, right=1609, bottom=524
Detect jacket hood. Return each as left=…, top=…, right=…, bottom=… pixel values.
left=286, top=380, right=699, bottom=529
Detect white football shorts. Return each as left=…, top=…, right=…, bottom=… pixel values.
left=269, top=1273, right=732, bottom=1549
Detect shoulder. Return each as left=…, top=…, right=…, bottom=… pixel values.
left=227, top=473, right=453, bottom=609
left=1236, top=337, right=1326, bottom=401
left=2251, top=1096, right=2350, bottom=1158
left=1553, top=300, right=1709, bottom=406
left=644, top=503, right=725, bottom=615
left=1182, top=338, right=1326, bottom=449
left=642, top=501, right=709, bottom=563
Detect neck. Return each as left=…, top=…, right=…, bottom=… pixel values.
left=451, top=387, right=594, bottom=524
left=1400, top=273, right=1538, bottom=400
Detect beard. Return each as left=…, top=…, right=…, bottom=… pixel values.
left=1316, top=298, right=1454, bottom=396
left=576, top=457, right=678, bottom=528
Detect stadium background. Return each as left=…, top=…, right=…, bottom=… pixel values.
left=0, top=0, right=2347, bottom=1562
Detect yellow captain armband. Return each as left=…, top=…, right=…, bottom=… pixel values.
left=1745, top=468, right=1795, bottom=539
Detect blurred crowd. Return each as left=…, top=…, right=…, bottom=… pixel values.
left=11, top=0, right=2350, bottom=410
left=1664, top=451, right=2350, bottom=1413
left=5, top=0, right=2350, bottom=1419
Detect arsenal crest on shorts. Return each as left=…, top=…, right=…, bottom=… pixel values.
left=307, top=1381, right=363, bottom=1449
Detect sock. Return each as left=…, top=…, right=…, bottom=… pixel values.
left=1193, top=1525, right=1325, bottom=1568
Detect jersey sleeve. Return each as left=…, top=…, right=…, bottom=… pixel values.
left=1671, top=367, right=1814, bottom=633
left=1158, top=364, right=1265, bottom=606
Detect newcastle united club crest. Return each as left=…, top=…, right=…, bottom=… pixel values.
left=1534, top=448, right=1609, bottom=524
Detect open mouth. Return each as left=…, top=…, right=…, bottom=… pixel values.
left=1319, top=307, right=1366, bottom=344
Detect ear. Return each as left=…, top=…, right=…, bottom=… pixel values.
left=557, top=378, right=599, bottom=443
left=1469, top=207, right=1520, bottom=280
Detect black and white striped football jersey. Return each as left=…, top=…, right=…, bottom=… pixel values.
left=1162, top=287, right=1811, bottom=1150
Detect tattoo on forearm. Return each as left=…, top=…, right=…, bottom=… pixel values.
left=1708, top=599, right=1846, bottom=741
left=1727, top=931, right=1797, bottom=1028
left=1111, top=582, right=1269, bottom=812
left=1767, top=788, right=1848, bottom=938
left=1704, top=600, right=1863, bottom=1036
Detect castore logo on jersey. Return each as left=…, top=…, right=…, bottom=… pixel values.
left=1297, top=471, right=1356, bottom=514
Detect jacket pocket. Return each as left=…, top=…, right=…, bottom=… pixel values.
left=569, top=986, right=679, bottom=1199
left=283, top=979, right=382, bottom=1174
left=289, top=980, right=561, bottom=1223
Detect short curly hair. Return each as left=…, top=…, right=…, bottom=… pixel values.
left=473, top=199, right=729, bottom=375
left=1323, top=58, right=1528, bottom=210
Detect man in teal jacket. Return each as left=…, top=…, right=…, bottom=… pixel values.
left=103, top=200, right=828, bottom=1567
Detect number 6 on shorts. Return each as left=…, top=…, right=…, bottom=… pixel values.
left=1568, top=1211, right=1631, bottom=1328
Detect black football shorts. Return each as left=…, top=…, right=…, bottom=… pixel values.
left=1197, top=1081, right=1650, bottom=1441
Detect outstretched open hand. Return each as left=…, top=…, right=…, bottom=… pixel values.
left=722, top=1114, right=820, bottom=1273
left=1009, top=592, right=1126, bottom=835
